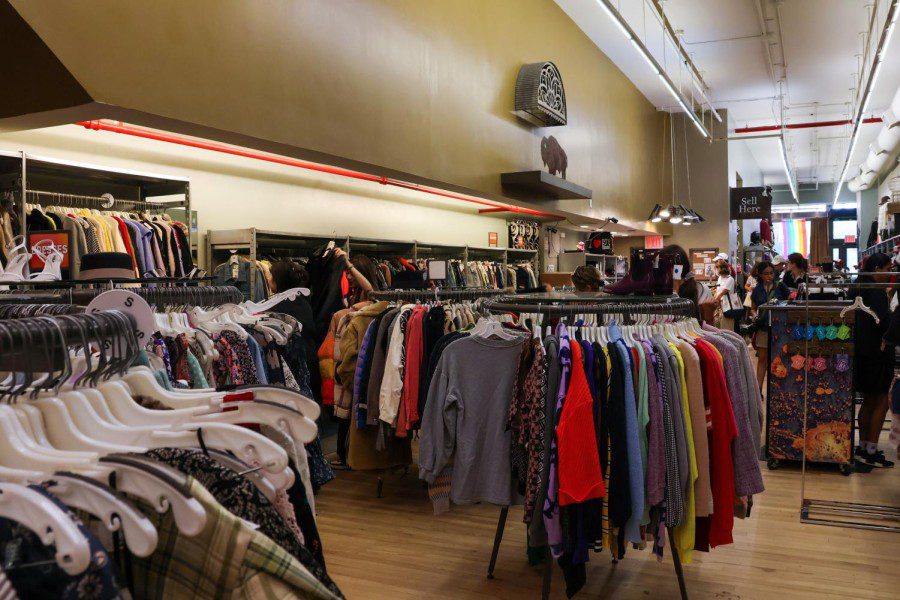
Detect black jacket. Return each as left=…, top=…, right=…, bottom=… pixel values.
left=851, top=278, right=891, bottom=358
left=306, top=245, right=346, bottom=345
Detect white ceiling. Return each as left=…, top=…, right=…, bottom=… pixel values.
left=555, top=0, right=900, bottom=188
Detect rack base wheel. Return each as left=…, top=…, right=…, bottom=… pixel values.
left=767, top=458, right=780, bottom=470
left=839, top=463, right=853, bottom=476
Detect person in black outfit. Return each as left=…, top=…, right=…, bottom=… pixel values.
left=268, top=259, right=322, bottom=401
left=851, top=252, right=896, bottom=468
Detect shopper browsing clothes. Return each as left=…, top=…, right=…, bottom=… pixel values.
left=329, top=248, right=380, bottom=470
left=852, top=252, right=895, bottom=468
left=713, top=258, right=742, bottom=331
left=660, top=245, right=714, bottom=322
left=750, top=261, right=778, bottom=391
left=571, top=264, right=603, bottom=292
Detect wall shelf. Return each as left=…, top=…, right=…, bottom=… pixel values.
left=500, top=170, right=592, bottom=200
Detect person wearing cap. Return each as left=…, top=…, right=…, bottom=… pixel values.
left=571, top=265, right=603, bottom=292
left=771, top=255, right=787, bottom=282
left=713, top=256, right=741, bottom=331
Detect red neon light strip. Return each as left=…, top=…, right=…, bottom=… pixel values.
left=76, top=120, right=562, bottom=220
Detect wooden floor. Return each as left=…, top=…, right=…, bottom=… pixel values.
left=315, top=447, right=899, bottom=599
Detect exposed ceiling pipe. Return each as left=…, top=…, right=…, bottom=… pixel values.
left=753, top=0, right=778, bottom=91
left=75, top=120, right=563, bottom=220
left=834, top=0, right=900, bottom=202
left=733, top=117, right=883, bottom=134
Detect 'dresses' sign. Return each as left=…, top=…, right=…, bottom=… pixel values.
left=729, top=187, right=771, bottom=220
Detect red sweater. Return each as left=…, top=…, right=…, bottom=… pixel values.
left=557, top=341, right=606, bottom=505
left=398, top=306, right=426, bottom=436
left=694, top=340, right=737, bottom=548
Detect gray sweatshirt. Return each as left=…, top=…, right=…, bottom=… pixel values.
left=419, top=334, right=527, bottom=513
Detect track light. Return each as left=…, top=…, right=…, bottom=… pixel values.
left=597, top=0, right=711, bottom=138
left=659, top=205, right=672, bottom=219
left=648, top=204, right=663, bottom=222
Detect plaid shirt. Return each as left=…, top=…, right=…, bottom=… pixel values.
left=125, top=478, right=341, bottom=600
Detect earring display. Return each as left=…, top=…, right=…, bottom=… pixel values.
left=766, top=307, right=855, bottom=471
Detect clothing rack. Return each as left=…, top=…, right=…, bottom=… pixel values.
left=482, top=294, right=696, bottom=600
left=0, top=276, right=214, bottom=289
left=25, top=189, right=178, bottom=212
left=486, top=293, right=696, bottom=321
left=788, top=283, right=900, bottom=533
left=0, top=284, right=243, bottom=307
left=370, top=287, right=504, bottom=302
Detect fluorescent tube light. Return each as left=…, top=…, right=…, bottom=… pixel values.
left=778, top=136, right=798, bottom=201
left=597, top=0, right=632, bottom=38
left=632, top=39, right=659, bottom=74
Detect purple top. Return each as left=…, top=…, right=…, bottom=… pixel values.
left=702, top=334, right=765, bottom=496
left=641, top=340, right=666, bottom=507
left=544, top=323, right=571, bottom=557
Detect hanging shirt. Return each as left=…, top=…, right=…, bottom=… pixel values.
left=693, top=340, right=738, bottom=549
left=609, top=324, right=644, bottom=545
left=556, top=341, right=605, bottom=505
left=544, top=323, right=571, bottom=556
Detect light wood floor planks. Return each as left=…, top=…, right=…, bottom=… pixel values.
left=315, top=457, right=899, bottom=599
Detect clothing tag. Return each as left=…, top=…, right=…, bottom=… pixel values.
left=673, top=265, right=683, bottom=280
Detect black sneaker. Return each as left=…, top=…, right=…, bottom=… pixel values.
left=856, top=449, right=895, bottom=468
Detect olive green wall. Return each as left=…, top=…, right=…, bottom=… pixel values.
left=5, top=0, right=668, bottom=227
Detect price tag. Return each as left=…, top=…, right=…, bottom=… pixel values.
left=86, top=290, right=155, bottom=346
left=673, top=264, right=683, bottom=280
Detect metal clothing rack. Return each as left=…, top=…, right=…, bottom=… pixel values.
left=486, top=293, right=696, bottom=321
left=371, top=287, right=504, bottom=302
left=0, top=150, right=193, bottom=252
left=24, top=189, right=177, bottom=213
left=482, top=294, right=695, bottom=600
left=789, top=280, right=900, bottom=533
left=0, top=284, right=243, bottom=307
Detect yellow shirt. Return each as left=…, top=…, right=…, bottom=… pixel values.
left=670, top=342, right=698, bottom=565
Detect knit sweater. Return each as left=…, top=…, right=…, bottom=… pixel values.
left=420, top=333, right=526, bottom=513
left=556, top=341, right=605, bottom=506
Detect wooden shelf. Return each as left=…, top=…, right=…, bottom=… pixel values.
left=500, top=170, right=592, bottom=200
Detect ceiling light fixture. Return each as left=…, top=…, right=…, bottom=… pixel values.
left=778, top=135, right=799, bottom=202
left=648, top=203, right=663, bottom=222
left=834, top=0, right=899, bottom=204
left=659, top=205, right=672, bottom=219
left=597, top=0, right=710, bottom=138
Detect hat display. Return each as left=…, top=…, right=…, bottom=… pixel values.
left=79, top=252, right=136, bottom=280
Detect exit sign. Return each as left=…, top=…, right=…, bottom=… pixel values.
left=844, top=235, right=856, bottom=244
left=645, top=235, right=663, bottom=249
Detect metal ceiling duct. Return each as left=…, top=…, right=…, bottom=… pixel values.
left=846, top=86, right=900, bottom=192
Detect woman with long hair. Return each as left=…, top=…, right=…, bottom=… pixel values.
left=750, top=260, right=777, bottom=390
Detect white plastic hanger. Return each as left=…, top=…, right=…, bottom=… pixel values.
left=242, top=287, right=311, bottom=314
left=0, top=483, right=91, bottom=575
left=96, top=457, right=207, bottom=537
left=44, top=474, right=158, bottom=557
left=840, top=296, right=879, bottom=323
